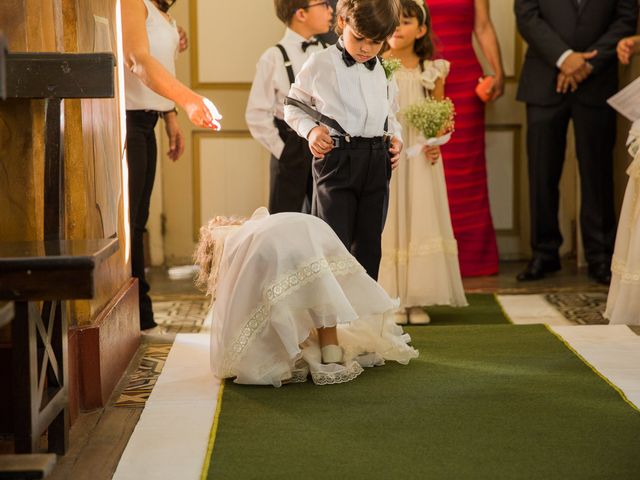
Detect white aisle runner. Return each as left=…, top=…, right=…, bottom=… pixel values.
left=113, top=297, right=640, bottom=479
left=113, top=334, right=219, bottom=480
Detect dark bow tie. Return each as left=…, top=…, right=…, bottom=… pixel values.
left=301, top=39, right=320, bottom=52
left=336, top=41, right=377, bottom=71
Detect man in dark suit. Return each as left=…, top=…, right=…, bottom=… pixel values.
left=515, top=0, right=637, bottom=285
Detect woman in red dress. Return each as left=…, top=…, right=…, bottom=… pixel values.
left=426, top=0, right=505, bottom=276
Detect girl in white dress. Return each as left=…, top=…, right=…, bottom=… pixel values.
left=380, top=0, right=467, bottom=325
left=195, top=208, right=418, bottom=387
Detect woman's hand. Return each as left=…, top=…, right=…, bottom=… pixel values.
left=163, top=112, right=185, bottom=161
left=423, top=145, right=441, bottom=165
left=617, top=36, right=640, bottom=65
left=177, top=25, right=188, bottom=53
left=184, top=95, right=222, bottom=130
left=389, top=136, right=403, bottom=170
left=488, top=73, right=504, bottom=101
left=308, top=126, right=333, bottom=158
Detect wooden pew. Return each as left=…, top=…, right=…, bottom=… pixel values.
left=0, top=31, right=117, bottom=456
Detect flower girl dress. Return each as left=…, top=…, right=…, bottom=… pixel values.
left=605, top=123, right=640, bottom=325
left=204, top=208, right=418, bottom=386
left=380, top=60, right=467, bottom=312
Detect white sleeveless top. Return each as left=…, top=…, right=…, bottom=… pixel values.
left=125, top=0, right=179, bottom=111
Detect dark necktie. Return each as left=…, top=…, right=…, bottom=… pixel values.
left=301, top=39, right=320, bottom=52
left=336, top=41, right=377, bottom=71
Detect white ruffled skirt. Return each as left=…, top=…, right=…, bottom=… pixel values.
left=605, top=153, right=640, bottom=325
left=209, top=209, right=418, bottom=386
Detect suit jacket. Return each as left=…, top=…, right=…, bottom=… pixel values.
left=515, top=0, right=637, bottom=106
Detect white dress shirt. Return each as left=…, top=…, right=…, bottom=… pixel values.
left=284, top=43, right=402, bottom=143
left=245, top=29, right=325, bottom=159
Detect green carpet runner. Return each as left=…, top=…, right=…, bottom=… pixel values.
left=203, top=310, right=639, bottom=479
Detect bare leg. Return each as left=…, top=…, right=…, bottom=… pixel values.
left=317, top=326, right=338, bottom=347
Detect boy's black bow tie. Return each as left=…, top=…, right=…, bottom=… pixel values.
left=301, top=39, right=319, bottom=52
left=336, top=42, right=377, bottom=71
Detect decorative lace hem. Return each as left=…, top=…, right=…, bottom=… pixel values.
left=222, top=255, right=363, bottom=376
left=611, top=257, right=640, bottom=284
left=311, top=361, right=364, bottom=386
left=382, top=238, right=458, bottom=265
left=283, top=367, right=310, bottom=385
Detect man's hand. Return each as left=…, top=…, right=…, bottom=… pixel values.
left=308, top=126, right=333, bottom=159
left=177, top=25, right=188, bottom=53
left=388, top=136, right=402, bottom=170
left=560, top=50, right=597, bottom=82
left=163, top=113, right=185, bottom=161
left=556, top=72, right=578, bottom=94
left=617, top=36, right=639, bottom=65
left=422, top=145, right=441, bottom=165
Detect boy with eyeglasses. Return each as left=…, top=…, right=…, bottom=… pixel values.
left=246, top=0, right=334, bottom=214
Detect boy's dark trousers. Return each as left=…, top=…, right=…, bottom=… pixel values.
left=312, top=137, right=391, bottom=280
left=269, top=118, right=313, bottom=213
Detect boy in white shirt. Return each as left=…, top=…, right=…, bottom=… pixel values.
left=246, top=0, right=333, bottom=213
left=285, top=0, right=403, bottom=281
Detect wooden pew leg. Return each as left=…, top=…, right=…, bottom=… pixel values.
left=48, top=301, right=68, bottom=455
left=11, top=301, right=38, bottom=453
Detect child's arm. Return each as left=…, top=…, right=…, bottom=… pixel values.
left=284, top=57, right=322, bottom=143
left=387, top=79, right=403, bottom=169
left=432, top=77, right=445, bottom=101
left=245, top=52, right=285, bottom=159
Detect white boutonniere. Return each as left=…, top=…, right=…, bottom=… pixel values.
left=381, top=57, right=402, bottom=80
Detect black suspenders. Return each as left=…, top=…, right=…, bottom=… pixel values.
left=276, top=41, right=328, bottom=85
left=275, top=44, right=296, bottom=85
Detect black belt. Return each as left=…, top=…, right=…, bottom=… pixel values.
left=331, top=136, right=390, bottom=149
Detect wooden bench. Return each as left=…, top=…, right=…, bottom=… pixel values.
left=0, top=31, right=117, bottom=456
left=0, top=239, right=118, bottom=454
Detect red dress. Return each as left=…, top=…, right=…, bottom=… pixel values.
left=427, top=0, right=499, bottom=276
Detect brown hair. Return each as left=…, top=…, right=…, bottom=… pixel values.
left=153, top=0, right=176, bottom=13
left=399, top=0, right=434, bottom=61
left=274, top=0, right=312, bottom=24
left=335, top=0, right=401, bottom=43
left=194, top=216, right=245, bottom=299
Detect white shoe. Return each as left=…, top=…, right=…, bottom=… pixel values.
left=409, top=307, right=431, bottom=325
left=394, top=310, right=408, bottom=325
left=321, top=345, right=343, bottom=364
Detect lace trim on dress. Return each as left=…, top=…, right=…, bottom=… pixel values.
left=222, top=255, right=363, bottom=376
left=612, top=257, right=640, bottom=285
left=382, top=238, right=458, bottom=264
left=311, top=361, right=364, bottom=386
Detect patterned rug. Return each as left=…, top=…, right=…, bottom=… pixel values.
left=114, top=344, right=172, bottom=407
left=544, top=292, right=608, bottom=325
left=153, top=295, right=210, bottom=334
left=113, top=295, right=210, bottom=407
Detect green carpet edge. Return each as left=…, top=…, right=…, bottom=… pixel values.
left=543, top=324, right=640, bottom=414
left=201, top=380, right=226, bottom=480
left=492, top=292, right=514, bottom=324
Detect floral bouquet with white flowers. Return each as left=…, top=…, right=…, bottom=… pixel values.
left=402, top=97, right=455, bottom=157
left=381, top=57, right=402, bottom=80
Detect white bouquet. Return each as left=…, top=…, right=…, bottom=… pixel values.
left=402, top=97, right=455, bottom=157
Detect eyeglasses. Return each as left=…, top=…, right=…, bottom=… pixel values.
left=304, top=1, right=331, bottom=10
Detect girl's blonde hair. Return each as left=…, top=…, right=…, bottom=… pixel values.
left=193, top=216, right=245, bottom=298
